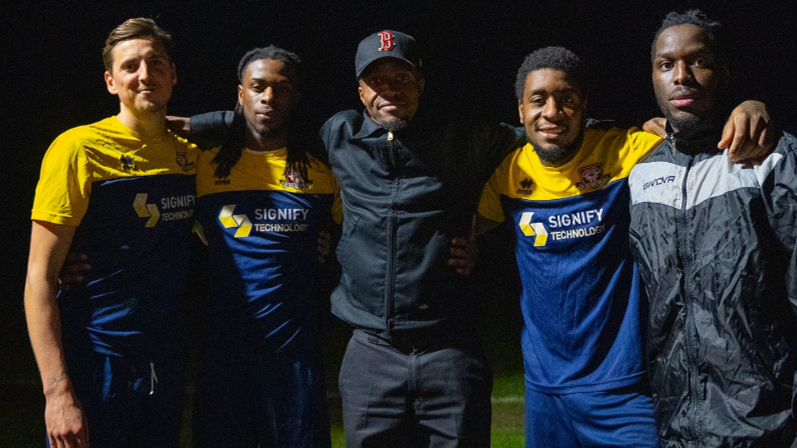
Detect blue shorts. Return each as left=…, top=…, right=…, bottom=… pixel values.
left=48, top=350, right=184, bottom=448
left=525, top=383, right=659, bottom=448
left=193, top=341, right=330, bottom=448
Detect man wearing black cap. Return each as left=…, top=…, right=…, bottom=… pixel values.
left=319, top=30, right=520, bottom=447
left=183, top=30, right=516, bottom=446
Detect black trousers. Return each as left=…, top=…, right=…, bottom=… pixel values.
left=339, top=329, right=493, bottom=448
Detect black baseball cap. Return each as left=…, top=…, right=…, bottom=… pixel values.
left=355, top=30, right=422, bottom=78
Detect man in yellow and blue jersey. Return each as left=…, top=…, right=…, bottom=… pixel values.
left=185, top=32, right=502, bottom=447
left=477, top=47, right=772, bottom=447
left=25, top=18, right=198, bottom=448
left=190, top=46, right=340, bottom=448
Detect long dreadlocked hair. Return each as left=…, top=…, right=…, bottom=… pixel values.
left=212, top=45, right=310, bottom=183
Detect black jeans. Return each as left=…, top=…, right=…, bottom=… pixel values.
left=339, top=329, right=493, bottom=448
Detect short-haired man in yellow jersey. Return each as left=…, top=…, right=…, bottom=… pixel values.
left=25, top=18, right=198, bottom=448
left=477, top=46, right=772, bottom=448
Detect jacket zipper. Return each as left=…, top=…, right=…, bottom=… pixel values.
left=674, top=139, right=702, bottom=442
left=385, top=131, right=399, bottom=340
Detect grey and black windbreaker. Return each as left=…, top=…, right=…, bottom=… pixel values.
left=628, top=129, right=797, bottom=447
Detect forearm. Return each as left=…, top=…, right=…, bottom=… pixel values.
left=25, top=221, right=78, bottom=397
left=25, top=272, right=73, bottom=398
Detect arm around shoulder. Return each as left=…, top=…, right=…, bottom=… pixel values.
left=186, top=110, right=236, bottom=150
left=762, top=135, right=797, bottom=314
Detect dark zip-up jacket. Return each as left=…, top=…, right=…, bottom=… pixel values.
left=190, top=109, right=520, bottom=343
left=320, top=109, right=519, bottom=342
left=628, top=127, right=797, bottom=447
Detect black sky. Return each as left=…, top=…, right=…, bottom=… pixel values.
left=4, top=0, right=796, bottom=384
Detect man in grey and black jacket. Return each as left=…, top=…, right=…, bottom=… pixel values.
left=628, top=10, right=797, bottom=447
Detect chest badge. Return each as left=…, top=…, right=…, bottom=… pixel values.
left=120, top=155, right=137, bottom=171
left=576, top=163, right=610, bottom=191
left=176, top=151, right=196, bottom=172
left=280, top=167, right=313, bottom=190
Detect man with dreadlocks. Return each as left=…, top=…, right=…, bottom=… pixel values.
left=187, top=31, right=511, bottom=447
left=191, top=46, right=339, bottom=447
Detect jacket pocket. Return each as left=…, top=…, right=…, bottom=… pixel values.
left=335, top=214, right=360, bottom=262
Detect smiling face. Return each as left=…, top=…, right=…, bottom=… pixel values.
left=104, top=38, right=176, bottom=116
left=518, top=68, right=586, bottom=167
left=238, top=58, right=299, bottom=137
left=358, top=58, right=424, bottom=130
left=652, top=24, right=727, bottom=133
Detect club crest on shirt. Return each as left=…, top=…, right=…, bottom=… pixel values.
left=120, top=155, right=137, bottom=171
left=280, top=167, right=313, bottom=190
left=516, top=177, right=535, bottom=196
left=576, top=163, right=610, bottom=191
left=176, top=151, right=196, bottom=172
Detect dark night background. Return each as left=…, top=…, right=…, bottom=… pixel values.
left=3, top=0, right=796, bottom=442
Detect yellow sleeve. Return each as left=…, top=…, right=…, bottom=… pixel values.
left=627, top=127, right=664, bottom=160
left=478, top=164, right=506, bottom=224
left=31, top=130, right=93, bottom=226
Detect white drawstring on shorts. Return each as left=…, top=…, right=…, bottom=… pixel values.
left=149, top=361, right=159, bottom=395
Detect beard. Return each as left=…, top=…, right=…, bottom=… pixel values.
left=378, top=116, right=410, bottom=132
left=253, top=123, right=274, bottom=135
left=534, top=143, right=581, bottom=167
left=529, top=128, right=584, bottom=167
left=250, top=121, right=289, bottom=137
left=656, top=95, right=720, bottom=139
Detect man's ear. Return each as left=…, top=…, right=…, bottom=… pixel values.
left=417, top=77, right=425, bottom=96
left=518, top=100, right=525, bottom=125
left=105, top=71, right=118, bottom=96
left=170, top=62, right=177, bottom=86
left=358, top=82, right=366, bottom=106
left=238, top=84, right=244, bottom=107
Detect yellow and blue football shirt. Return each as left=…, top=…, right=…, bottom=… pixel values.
left=479, top=126, right=661, bottom=393
left=32, top=116, right=199, bottom=356
left=196, top=146, right=341, bottom=353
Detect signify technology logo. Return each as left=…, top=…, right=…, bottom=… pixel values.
left=133, top=193, right=195, bottom=227
left=519, top=212, right=548, bottom=247
left=133, top=193, right=160, bottom=227
left=219, top=204, right=252, bottom=238
left=519, top=208, right=607, bottom=247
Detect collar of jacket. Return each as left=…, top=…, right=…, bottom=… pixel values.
left=665, top=120, right=724, bottom=156
left=352, top=109, right=387, bottom=140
